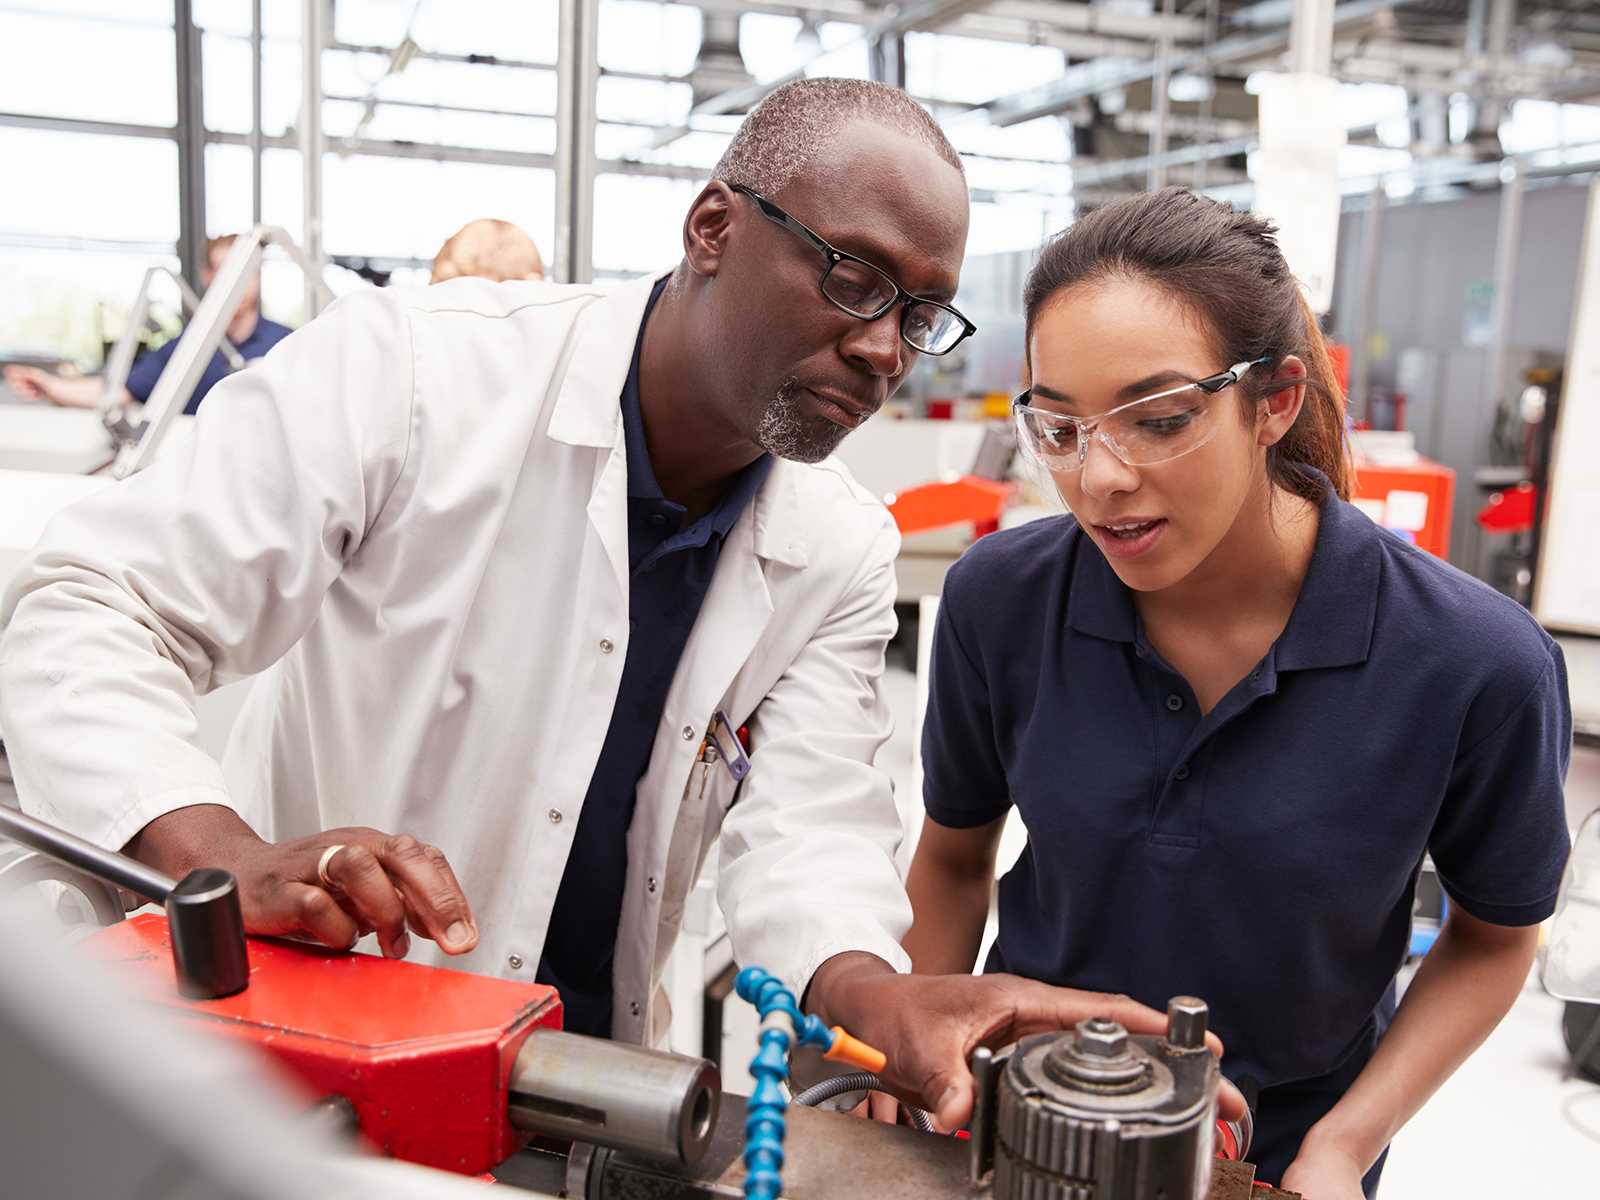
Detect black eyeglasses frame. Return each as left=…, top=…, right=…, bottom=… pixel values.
left=727, top=183, right=976, bottom=357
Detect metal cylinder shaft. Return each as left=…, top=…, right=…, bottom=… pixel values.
left=507, top=1029, right=719, bottom=1167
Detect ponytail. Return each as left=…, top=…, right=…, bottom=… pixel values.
left=1269, top=288, right=1353, bottom=502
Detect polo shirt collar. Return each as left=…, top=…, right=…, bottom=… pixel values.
left=1066, top=469, right=1381, bottom=671
left=620, top=276, right=775, bottom=538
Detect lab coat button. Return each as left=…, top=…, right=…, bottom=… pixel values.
left=629, top=1001, right=642, bottom=1017
left=681, top=725, right=695, bottom=741
left=647, top=876, right=658, bottom=893
left=508, top=953, right=524, bottom=970
left=599, top=638, right=614, bottom=654
left=548, top=808, right=564, bottom=824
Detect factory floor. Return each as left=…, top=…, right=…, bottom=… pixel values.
left=878, top=661, right=1600, bottom=1197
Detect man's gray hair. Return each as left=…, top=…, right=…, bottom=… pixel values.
left=713, top=77, right=964, bottom=196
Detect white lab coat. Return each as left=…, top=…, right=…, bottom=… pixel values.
left=0, top=273, right=913, bottom=1045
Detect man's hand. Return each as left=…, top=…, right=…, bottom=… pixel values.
left=127, top=804, right=478, bottom=959
left=1, top=364, right=101, bottom=408
left=806, top=953, right=1239, bottom=1132
left=1279, top=1141, right=1368, bottom=1200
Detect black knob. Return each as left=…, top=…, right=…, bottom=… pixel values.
left=165, top=868, right=250, bottom=999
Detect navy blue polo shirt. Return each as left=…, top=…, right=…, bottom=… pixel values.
left=125, top=316, right=292, bottom=414
left=922, top=482, right=1572, bottom=1090
left=537, top=278, right=772, bottom=1037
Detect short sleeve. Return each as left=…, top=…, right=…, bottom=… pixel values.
left=1429, top=642, right=1573, bottom=926
left=123, top=340, right=175, bottom=403
left=920, top=572, right=1012, bottom=830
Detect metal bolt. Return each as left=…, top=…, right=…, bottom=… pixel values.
left=1075, top=1017, right=1129, bottom=1058
left=1166, top=996, right=1209, bottom=1050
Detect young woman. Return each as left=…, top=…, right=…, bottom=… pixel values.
left=906, top=188, right=1571, bottom=1199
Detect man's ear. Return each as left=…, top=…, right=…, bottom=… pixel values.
left=1258, top=355, right=1308, bottom=449
left=683, top=182, right=738, bottom=279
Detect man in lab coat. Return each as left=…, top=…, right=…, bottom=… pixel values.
left=0, top=79, right=1174, bottom=1132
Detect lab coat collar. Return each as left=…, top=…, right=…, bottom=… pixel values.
left=546, top=273, right=663, bottom=450
left=556, top=270, right=812, bottom=573
left=749, top=463, right=810, bottom=570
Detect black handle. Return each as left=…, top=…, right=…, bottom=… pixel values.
left=0, top=805, right=249, bottom=999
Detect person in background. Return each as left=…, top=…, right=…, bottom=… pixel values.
left=2, top=233, right=290, bottom=417
left=429, top=218, right=545, bottom=284
left=900, top=188, right=1571, bottom=1198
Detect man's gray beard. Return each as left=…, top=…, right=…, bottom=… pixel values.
left=755, top=378, right=851, bottom=464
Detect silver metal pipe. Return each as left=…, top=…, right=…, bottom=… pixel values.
left=97, top=266, right=245, bottom=425
left=1348, top=181, right=1386, bottom=422
left=1150, top=0, right=1177, bottom=189
left=554, top=0, right=600, bottom=284
left=251, top=0, right=263, bottom=226
left=1289, top=0, right=1336, bottom=76
left=987, top=0, right=1401, bottom=126
left=0, top=806, right=175, bottom=902
left=507, top=1029, right=719, bottom=1167
left=300, top=0, right=325, bottom=319
left=1485, top=159, right=1526, bottom=420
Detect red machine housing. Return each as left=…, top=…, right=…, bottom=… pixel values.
left=89, top=914, right=562, bottom=1175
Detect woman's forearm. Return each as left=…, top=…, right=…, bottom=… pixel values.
left=902, top=854, right=992, bottom=975
left=1297, top=913, right=1539, bottom=1168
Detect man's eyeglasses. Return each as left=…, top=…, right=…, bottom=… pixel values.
left=1013, top=359, right=1271, bottom=472
left=728, top=183, right=976, bottom=357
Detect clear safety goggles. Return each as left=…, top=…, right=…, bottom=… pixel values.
left=1013, top=359, right=1269, bottom=473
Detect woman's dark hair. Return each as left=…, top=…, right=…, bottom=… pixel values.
left=1022, top=187, right=1351, bottom=502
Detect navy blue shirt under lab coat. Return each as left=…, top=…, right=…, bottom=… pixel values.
left=922, top=480, right=1570, bottom=1172
left=537, top=278, right=772, bottom=1037
left=125, top=316, right=292, bottom=415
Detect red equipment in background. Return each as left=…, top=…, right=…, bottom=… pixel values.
left=1351, top=459, right=1456, bottom=559
left=887, top=475, right=1013, bottom=538
left=92, top=913, right=561, bottom=1176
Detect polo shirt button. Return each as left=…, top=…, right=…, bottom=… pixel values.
left=1174, top=763, right=1191, bottom=781
left=682, top=725, right=696, bottom=741
left=508, top=953, right=524, bottom=970
left=1165, top=694, right=1184, bottom=712
left=599, top=637, right=614, bottom=654
left=547, top=807, right=563, bottom=824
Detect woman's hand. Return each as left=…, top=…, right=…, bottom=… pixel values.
left=804, top=953, right=1234, bottom=1132
left=1279, top=1141, right=1368, bottom=1200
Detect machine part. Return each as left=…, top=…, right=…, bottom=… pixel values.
left=508, top=1028, right=720, bottom=1168
left=1562, top=1000, right=1600, bottom=1083
left=993, top=999, right=1220, bottom=1200
left=0, top=803, right=177, bottom=901
left=732, top=966, right=888, bottom=1200
left=788, top=1070, right=936, bottom=1133
left=0, top=805, right=249, bottom=998
left=551, top=1093, right=1297, bottom=1200
left=165, top=867, right=249, bottom=999
left=970, top=1044, right=1004, bottom=1182
left=91, top=913, right=562, bottom=1175
left=0, top=845, right=125, bottom=929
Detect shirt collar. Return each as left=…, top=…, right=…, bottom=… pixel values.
left=621, top=277, right=670, bottom=502
left=620, top=276, right=775, bottom=528
left=1067, top=470, right=1381, bottom=671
